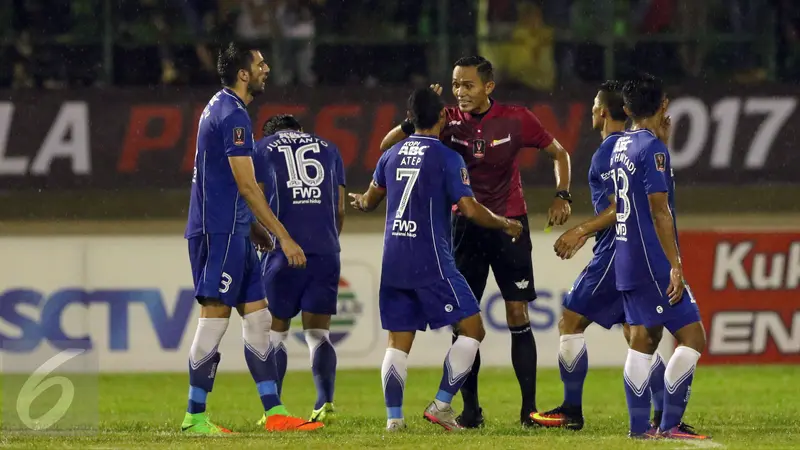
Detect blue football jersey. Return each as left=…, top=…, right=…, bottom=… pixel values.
left=588, top=132, right=623, bottom=255
left=610, top=129, right=677, bottom=290
left=253, top=130, right=346, bottom=255
left=185, top=89, right=255, bottom=238
left=374, top=135, right=474, bottom=289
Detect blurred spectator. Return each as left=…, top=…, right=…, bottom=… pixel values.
left=11, top=0, right=71, bottom=89
left=505, top=2, right=556, bottom=91
left=236, top=0, right=316, bottom=86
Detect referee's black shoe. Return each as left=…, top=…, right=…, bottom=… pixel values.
left=456, top=408, right=484, bottom=429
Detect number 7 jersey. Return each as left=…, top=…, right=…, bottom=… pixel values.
left=374, top=135, right=474, bottom=289
left=610, top=129, right=678, bottom=291
left=253, top=130, right=346, bottom=255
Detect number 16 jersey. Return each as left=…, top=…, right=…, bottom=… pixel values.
left=253, top=130, right=346, bottom=255
left=373, top=135, right=475, bottom=289
left=610, top=129, right=678, bottom=291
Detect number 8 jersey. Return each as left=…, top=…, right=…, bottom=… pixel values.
left=610, top=129, right=678, bottom=291
left=253, top=130, right=346, bottom=255
left=373, top=135, right=474, bottom=289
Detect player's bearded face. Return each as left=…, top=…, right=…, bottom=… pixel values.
left=247, top=51, right=269, bottom=96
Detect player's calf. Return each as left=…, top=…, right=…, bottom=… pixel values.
left=183, top=299, right=231, bottom=433
left=424, top=313, right=483, bottom=431
left=659, top=321, right=709, bottom=439
left=304, top=323, right=337, bottom=423
left=531, top=309, right=590, bottom=430
left=382, top=331, right=414, bottom=430
left=243, top=304, right=323, bottom=431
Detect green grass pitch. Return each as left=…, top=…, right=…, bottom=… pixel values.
left=1, top=366, right=798, bottom=449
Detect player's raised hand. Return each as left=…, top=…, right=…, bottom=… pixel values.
left=503, top=218, right=523, bottom=242
left=348, top=192, right=366, bottom=211
left=554, top=227, right=589, bottom=260
left=666, top=266, right=685, bottom=305
left=548, top=198, right=571, bottom=227
left=430, top=83, right=443, bottom=96
left=280, top=236, right=307, bottom=268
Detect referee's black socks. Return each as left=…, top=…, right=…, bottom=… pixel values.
left=509, top=324, right=538, bottom=416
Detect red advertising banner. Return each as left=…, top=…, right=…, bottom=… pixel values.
left=1, top=84, right=800, bottom=189
left=680, top=231, right=800, bottom=364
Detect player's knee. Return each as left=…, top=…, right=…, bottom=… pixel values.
left=676, top=321, right=707, bottom=354
left=199, top=298, right=232, bottom=319
left=242, top=306, right=272, bottom=333
left=629, top=326, right=660, bottom=353
left=505, top=302, right=530, bottom=327
left=560, top=309, right=589, bottom=335
left=458, top=314, right=486, bottom=342
left=271, top=316, right=291, bottom=333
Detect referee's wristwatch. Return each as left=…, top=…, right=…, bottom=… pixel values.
left=555, top=190, right=572, bottom=204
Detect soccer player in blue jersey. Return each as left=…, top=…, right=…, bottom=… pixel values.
left=252, top=114, right=346, bottom=424
left=350, top=88, right=522, bottom=431
left=612, top=75, right=709, bottom=440
left=182, top=43, right=322, bottom=434
left=532, top=81, right=671, bottom=430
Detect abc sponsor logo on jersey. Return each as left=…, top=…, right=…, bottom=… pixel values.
left=0, top=288, right=195, bottom=352
left=290, top=277, right=364, bottom=345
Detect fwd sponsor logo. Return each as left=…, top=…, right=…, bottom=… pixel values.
left=712, top=241, right=800, bottom=290
left=709, top=311, right=800, bottom=356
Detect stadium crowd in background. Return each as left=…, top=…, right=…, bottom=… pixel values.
left=3, top=0, right=799, bottom=89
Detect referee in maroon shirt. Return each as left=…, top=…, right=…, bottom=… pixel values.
left=379, top=56, right=572, bottom=427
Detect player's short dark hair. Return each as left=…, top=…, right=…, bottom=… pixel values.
left=598, top=80, right=627, bottom=122
left=622, top=74, right=665, bottom=120
left=408, top=87, right=445, bottom=130
left=263, top=114, right=302, bottom=136
left=217, top=42, right=255, bottom=87
left=454, top=56, right=494, bottom=83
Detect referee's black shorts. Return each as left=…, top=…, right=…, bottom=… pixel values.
left=452, top=214, right=536, bottom=303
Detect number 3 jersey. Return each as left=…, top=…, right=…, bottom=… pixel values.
left=610, top=129, right=678, bottom=291
left=253, top=130, right=346, bottom=255
left=373, top=135, right=474, bottom=289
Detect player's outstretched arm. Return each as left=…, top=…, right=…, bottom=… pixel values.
left=554, top=196, right=616, bottom=259
left=349, top=181, right=386, bottom=213
left=541, top=139, right=572, bottom=226
left=648, top=192, right=684, bottom=304
left=229, top=156, right=306, bottom=268
left=457, top=196, right=523, bottom=240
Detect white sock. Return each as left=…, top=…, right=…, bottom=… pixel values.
left=435, top=336, right=480, bottom=409
left=270, top=330, right=289, bottom=350
left=304, top=328, right=331, bottom=363
left=559, top=333, right=586, bottom=370
left=664, top=346, right=701, bottom=393
left=381, top=348, right=408, bottom=420
left=242, top=308, right=273, bottom=358
left=624, top=349, right=654, bottom=396
left=189, top=318, right=228, bottom=365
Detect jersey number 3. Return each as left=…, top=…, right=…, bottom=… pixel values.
left=612, top=168, right=631, bottom=237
